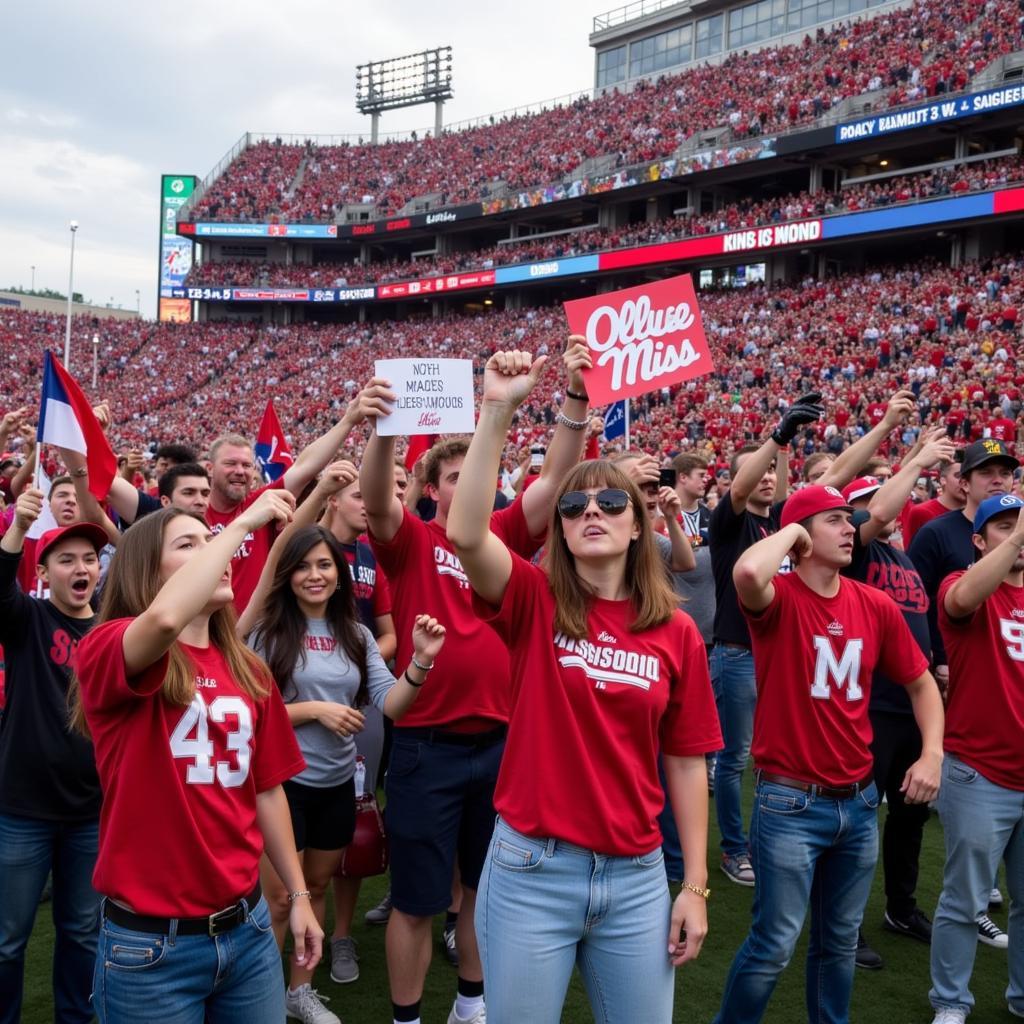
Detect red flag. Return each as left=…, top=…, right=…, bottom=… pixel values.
left=404, top=433, right=438, bottom=471
left=37, top=351, right=117, bottom=501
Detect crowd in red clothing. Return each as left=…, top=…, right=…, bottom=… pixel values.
left=3, top=253, right=1024, bottom=485
left=184, top=155, right=1024, bottom=291
left=188, top=0, right=1023, bottom=223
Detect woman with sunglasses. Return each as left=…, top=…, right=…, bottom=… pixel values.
left=69, top=491, right=323, bottom=1024
left=446, top=350, right=722, bottom=1024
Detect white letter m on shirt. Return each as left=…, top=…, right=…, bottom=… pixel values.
left=809, top=637, right=864, bottom=701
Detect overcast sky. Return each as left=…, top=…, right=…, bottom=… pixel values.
left=0, top=0, right=600, bottom=318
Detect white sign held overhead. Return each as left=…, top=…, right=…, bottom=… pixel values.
left=374, top=358, right=476, bottom=437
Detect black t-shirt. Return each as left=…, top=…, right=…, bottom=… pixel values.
left=134, top=489, right=161, bottom=521
left=709, top=494, right=784, bottom=646
left=906, top=508, right=975, bottom=666
left=845, top=511, right=930, bottom=714
left=0, top=549, right=101, bottom=822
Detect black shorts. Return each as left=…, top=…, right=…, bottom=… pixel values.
left=283, top=777, right=356, bottom=852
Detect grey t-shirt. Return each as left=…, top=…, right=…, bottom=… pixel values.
left=655, top=532, right=716, bottom=645
left=252, top=619, right=396, bottom=787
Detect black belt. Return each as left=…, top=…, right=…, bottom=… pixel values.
left=756, top=771, right=874, bottom=801
left=396, top=724, right=507, bottom=748
left=103, top=881, right=261, bottom=937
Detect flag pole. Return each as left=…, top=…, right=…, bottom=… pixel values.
left=624, top=399, right=631, bottom=450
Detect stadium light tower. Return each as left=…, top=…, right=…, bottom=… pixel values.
left=356, top=46, right=453, bottom=144
left=64, top=220, right=78, bottom=370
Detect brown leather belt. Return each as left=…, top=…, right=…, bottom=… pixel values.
left=756, top=771, right=874, bottom=801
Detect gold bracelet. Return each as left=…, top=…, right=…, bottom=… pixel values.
left=680, top=881, right=710, bottom=900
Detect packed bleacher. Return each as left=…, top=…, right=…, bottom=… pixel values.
left=184, top=154, right=1024, bottom=291
left=187, top=0, right=1023, bottom=223
left=4, top=254, right=1023, bottom=476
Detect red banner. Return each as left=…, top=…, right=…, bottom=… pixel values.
left=563, top=273, right=713, bottom=405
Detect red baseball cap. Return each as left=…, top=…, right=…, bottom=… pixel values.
left=780, top=485, right=853, bottom=529
left=35, top=523, right=108, bottom=565
left=841, top=476, right=882, bottom=503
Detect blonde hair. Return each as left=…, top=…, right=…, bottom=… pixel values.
left=541, top=460, right=677, bottom=640
left=69, top=508, right=269, bottom=736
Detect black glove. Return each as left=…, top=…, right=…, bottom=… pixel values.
left=771, top=392, right=824, bottom=446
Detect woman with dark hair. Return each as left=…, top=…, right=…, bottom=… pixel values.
left=70, top=490, right=323, bottom=1024
left=446, top=351, right=722, bottom=1024
left=239, top=463, right=446, bottom=1024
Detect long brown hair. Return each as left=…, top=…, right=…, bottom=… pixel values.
left=69, top=507, right=269, bottom=736
left=541, top=460, right=678, bottom=639
left=250, top=525, right=369, bottom=706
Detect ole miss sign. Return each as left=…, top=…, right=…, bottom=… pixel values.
left=563, top=273, right=714, bottom=405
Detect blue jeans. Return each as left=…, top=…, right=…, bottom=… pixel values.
left=713, top=781, right=880, bottom=1024
left=657, top=755, right=683, bottom=882
left=477, top=816, right=675, bottom=1023
left=0, top=812, right=99, bottom=1024
left=92, top=895, right=284, bottom=1023
left=930, top=756, right=1024, bottom=1015
left=711, top=645, right=757, bottom=858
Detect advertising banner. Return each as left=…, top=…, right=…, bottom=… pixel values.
left=159, top=175, right=196, bottom=322
left=563, top=273, right=713, bottom=405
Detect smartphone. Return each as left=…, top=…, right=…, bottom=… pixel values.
left=530, top=447, right=545, bottom=470
left=659, top=468, right=677, bottom=488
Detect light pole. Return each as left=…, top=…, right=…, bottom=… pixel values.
left=135, top=289, right=140, bottom=315
left=30, top=265, right=35, bottom=292
left=92, top=333, right=100, bottom=390
left=63, top=221, right=78, bottom=369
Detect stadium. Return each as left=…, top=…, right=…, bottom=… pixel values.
left=5, top=0, right=1024, bottom=1020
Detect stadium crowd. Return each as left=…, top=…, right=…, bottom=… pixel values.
left=188, top=0, right=1023, bottom=222
left=184, top=153, right=1024, bottom=292
left=4, top=249, right=1024, bottom=1024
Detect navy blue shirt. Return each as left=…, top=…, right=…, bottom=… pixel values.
left=846, top=511, right=930, bottom=714
left=906, top=508, right=975, bottom=666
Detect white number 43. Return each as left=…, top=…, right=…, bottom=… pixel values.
left=169, top=693, right=253, bottom=788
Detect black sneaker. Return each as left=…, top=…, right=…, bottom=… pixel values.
left=855, top=930, right=884, bottom=970
left=883, top=908, right=932, bottom=944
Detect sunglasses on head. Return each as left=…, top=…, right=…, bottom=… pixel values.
left=557, top=488, right=632, bottom=519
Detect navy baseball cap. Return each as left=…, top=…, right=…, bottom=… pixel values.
left=973, top=493, right=1024, bottom=533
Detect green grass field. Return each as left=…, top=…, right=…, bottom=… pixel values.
left=19, top=784, right=1012, bottom=1023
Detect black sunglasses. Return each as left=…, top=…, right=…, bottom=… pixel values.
left=557, top=488, right=632, bottom=519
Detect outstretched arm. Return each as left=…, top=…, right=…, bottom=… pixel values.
left=282, top=397, right=364, bottom=496
left=121, top=489, right=295, bottom=674
left=447, top=351, right=547, bottom=606
left=356, top=380, right=404, bottom=543
left=943, top=503, right=1024, bottom=619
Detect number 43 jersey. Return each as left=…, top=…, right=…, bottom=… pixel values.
left=939, top=573, right=1024, bottom=791
left=744, top=573, right=929, bottom=788
left=75, top=618, right=305, bottom=917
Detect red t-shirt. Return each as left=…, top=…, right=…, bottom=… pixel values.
left=939, top=572, right=1024, bottom=790
left=74, top=619, right=304, bottom=916
left=369, top=501, right=539, bottom=729
left=474, top=555, right=721, bottom=855
left=205, top=479, right=285, bottom=613
left=744, top=572, right=928, bottom=786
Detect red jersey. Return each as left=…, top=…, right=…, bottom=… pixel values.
left=745, top=572, right=928, bottom=786
left=939, top=572, right=1024, bottom=790
left=75, top=619, right=304, bottom=916
left=905, top=498, right=956, bottom=547
left=474, top=555, right=721, bottom=856
left=369, top=501, right=539, bottom=729
left=205, top=479, right=285, bottom=613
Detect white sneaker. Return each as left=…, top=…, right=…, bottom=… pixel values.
left=930, top=1009, right=967, bottom=1024
left=990, top=886, right=1005, bottom=909
left=978, top=913, right=1009, bottom=949
left=286, top=984, right=341, bottom=1024
left=447, top=1001, right=486, bottom=1024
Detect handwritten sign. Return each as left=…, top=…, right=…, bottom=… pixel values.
left=374, top=358, right=475, bottom=436
left=563, top=273, right=714, bottom=405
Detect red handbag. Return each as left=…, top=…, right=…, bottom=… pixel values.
left=337, top=793, right=389, bottom=878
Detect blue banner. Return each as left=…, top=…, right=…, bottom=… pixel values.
left=191, top=223, right=340, bottom=239
left=495, top=254, right=600, bottom=285
left=820, top=192, right=994, bottom=239
left=835, top=84, right=1024, bottom=144
left=603, top=400, right=627, bottom=441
